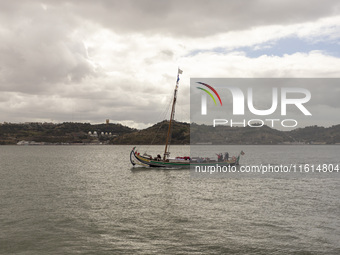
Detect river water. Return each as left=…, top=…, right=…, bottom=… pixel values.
left=0, top=145, right=339, bottom=254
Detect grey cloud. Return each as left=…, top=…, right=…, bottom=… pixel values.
left=0, top=0, right=339, bottom=127
left=65, top=0, right=340, bottom=36
left=0, top=2, right=96, bottom=94
left=3, top=0, right=338, bottom=37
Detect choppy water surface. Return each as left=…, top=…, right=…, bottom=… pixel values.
left=0, top=145, right=339, bottom=254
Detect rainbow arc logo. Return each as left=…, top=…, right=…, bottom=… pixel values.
left=196, top=82, right=222, bottom=115
left=196, top=82, right=222, bottom=106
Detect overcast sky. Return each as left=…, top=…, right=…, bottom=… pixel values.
left=1, top=0, right=340, bottom=129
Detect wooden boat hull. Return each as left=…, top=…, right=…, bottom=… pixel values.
left=130, top=147, right=240, bottom=168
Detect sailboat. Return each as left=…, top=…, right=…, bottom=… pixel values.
left=129, top=69, right=244, bottom=168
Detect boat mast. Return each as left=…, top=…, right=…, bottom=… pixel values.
left=163, top=68, right=182, bottom=160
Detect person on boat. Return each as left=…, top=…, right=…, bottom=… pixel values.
left=156, top=154, right=162, bottom=161
left=217, top=153, right=223, bottom=162
left=224, top=152, right=229, bottom=161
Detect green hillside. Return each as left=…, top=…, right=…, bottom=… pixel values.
left=1, top=121, right=339, bottom=145
left=112, top=120, right=190, bottom=145
left=0, top=122, right=135, bottom=145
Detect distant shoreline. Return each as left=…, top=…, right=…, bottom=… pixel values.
left=1, top=121, right=340, bottom=145
left=3, top=143, right=339, bottom=146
